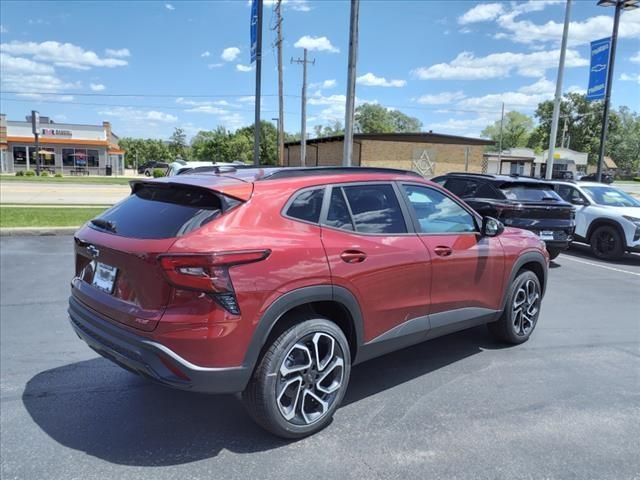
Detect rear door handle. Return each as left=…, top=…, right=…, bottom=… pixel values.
left=340, top=250, right=367, bottom=263
left=434, top=246, right=453, bottom=257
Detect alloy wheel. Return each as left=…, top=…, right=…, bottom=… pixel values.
left=276, top=332, right=345, bottom=426
left=595, top=230, right=616, bottom=255
left=512, top=279, right=540, bottom=337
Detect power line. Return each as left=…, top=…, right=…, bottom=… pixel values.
left=0, top=90, right=301, bottom=99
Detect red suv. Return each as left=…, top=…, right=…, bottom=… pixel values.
left=69, top=167, right=549, bottom=438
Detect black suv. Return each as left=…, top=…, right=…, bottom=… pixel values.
left=432, top=173, right=575, bottom=259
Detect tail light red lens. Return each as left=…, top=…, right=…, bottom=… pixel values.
left=158, top=250, right=270, bottom=314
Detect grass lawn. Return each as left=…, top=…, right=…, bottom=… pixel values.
left=0, top=175, right=133, bottom=185
left=0, top=206, right=107, bottom=228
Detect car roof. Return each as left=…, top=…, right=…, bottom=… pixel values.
left=436, top=172, right=554, bottom=185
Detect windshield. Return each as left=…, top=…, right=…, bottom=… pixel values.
left=500, top=185, right=563, bottom=202
left=582, top=186, right=640, bottom=207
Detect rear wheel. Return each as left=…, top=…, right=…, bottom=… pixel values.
left=590, top=225, right=624, bottom=260
left=242, top=315, right=351, bottom=438
left=488, top=270, right=541, bottom=344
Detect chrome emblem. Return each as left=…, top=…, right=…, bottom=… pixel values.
left=87, top=245, right=100, bottom=258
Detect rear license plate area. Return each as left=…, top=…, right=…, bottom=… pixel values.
left=92, top=262, right=118, bottom=293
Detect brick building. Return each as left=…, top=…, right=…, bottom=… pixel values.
left=283, top=132, right=494, bottom=176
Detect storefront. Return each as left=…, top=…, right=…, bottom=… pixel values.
left=0, top=114, right=125, bottom=175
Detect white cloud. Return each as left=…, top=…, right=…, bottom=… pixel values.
left=221, top=47, right=241, bottom=62
left=90, top=83, right=106, bottom=91
left=631, top=52, right=640, bottom=63
left=416, top=91, right=466, bottom=105
left=236, top=64, right=253, bottom=72
left=356, top=72, right=406, bottom=88
left=99, top=107, right=177, bottom=123
left=0, top=25, right=8, bottom=34
left=294, top=35, right=339, bottom=53
left=208, top=63, right=223, bottom=69
left=201, top=51, right=210, bottom=58
left=429, top=115, right=497, bottom=137
left=620, top=73, right=640, bottom=84
left=458, top=3, right=504, bottom=25
left=412, top=49, right=588, bottom=80
left=458, top=77, right=556, bottom=111
left=0, top=52, right=80, bottom=96
left=310, top=79, right=337, bottom=89
left=165, top=3, right=175, bottom=10
left=0, top=52, right=54, bottom=74
left=258, top=0, right=311, bottom=12
left=0, top=41, right=128, bottom=70
left=105, top=48, right=130, bottom=58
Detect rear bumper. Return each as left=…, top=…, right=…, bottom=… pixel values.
left=68, top=296, right=251, bottom=394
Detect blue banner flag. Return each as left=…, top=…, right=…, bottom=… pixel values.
left=586, top=37, right=611, bottom=102
left=250, top=0, right=258, bottom=63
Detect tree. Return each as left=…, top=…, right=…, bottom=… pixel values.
left=313, top=120, right=344, bottom=138
left=168, top=127, right=188, bottom=160
left=354, top=103, right=422, bottom=133
left=481, top=111, right=533, bottom=149
left=606, top=106, right=640, bottom=174
left=118, top=137, right=172, bottom=167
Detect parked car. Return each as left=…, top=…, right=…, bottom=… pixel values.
left=552, top=170, right=574, bottom=180
left=69, top=166, right=549, bottom=438
left=167, top=161, right=248, bottom=176
left=137, top=161, right=169, bottom=176
left=432, top=173, right=575, bottom=260
left=579, top=173, right=614, bottom=184
left=551, top=180, right=640, bottom=259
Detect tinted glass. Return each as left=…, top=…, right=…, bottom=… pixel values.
left=92, top=185, right=227, bottom=239
left=326, top=187, right=354, bottom=231
left=403, top=185, right=476, bottom=234
left=342, top=184, right=407, bottom=234
left=556, top=185, right=586, bottom=204
left=582, top=186, right=640, bottom=207
left=500, top=184, right=563, bottom=202
left=286, top=188, right=324, bottom=224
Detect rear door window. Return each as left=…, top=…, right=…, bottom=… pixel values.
left=326, top=188, right=354, bottom=231
left=91, top=184, right=236, bottom=239
left=286, top=188, right=325, bottom=224
left=443, top=178, right=479, bottom=198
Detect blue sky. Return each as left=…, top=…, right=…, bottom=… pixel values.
left=1, top=0, right=639, bottom=140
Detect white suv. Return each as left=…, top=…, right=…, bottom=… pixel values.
left=552, top=181, right=640, bottom=260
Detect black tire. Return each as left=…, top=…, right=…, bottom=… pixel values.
left=144, top=170, right=151, bottom=177
left=488, top=270, right=541, bottom=345
left=242, top=315, right=351, bottom=439
left=547, top=247, right=562, bottom=260
left=590, top=225, right=624, bottom=260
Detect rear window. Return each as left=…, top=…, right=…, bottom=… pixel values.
left=90, top=184, right=237, bottom=239
left=286, top=188, right=324, bottom=223
left=500, top=184, right=563, bottom=202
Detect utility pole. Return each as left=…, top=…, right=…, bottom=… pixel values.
left=274, top=0, right=285, bottom=166
left=546, top=0, right=572, bottom=179
left=343, top=0, right=359, bottom=167
left=253, top=0, right=263, bottom=166
left=291, top=48, right=314, bottom=167
left=497, top=102, right=505, bottom=166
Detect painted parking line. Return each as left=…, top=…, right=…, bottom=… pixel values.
left=561, top=255, right=640, bottom=277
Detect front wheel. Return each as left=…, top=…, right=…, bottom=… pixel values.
left=242, top=316, right=351, bottom=438
left=488, top=270, right=541, bottom=344
left=590, top=225, right=624, bottom=260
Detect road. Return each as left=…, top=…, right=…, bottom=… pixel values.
left=1, top=237, right=639, bottom=480
left=0, top=181, right=129, bottom=205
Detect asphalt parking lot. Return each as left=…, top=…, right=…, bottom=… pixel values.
left=1, top=236, right=639, bottom=480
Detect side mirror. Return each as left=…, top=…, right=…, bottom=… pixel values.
left=571, top=197, right=587, bottom=206
left=482, top=217, right=504, bottom=237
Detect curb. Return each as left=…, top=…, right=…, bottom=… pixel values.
left=0, top=227, right=78, bottom=237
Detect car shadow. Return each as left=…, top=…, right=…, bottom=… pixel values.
left=22, top=326, right=502, bottom=466
left=566, top=243, right=640, bottom=267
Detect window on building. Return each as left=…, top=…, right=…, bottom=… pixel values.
left=13, top=146, right=27, bottom=165
left=403, top=185, right=477, bottom=234
left=31, top=147, right=55, bottom=166
left=62, top=149, right=75, bottom=167
left=342, top=184, right=407, bottom=234
left=74, top=149, right=87, bottom=167
left=286, top=188, right=324, bottom=224
left=87, top=149, right=99, bottom=167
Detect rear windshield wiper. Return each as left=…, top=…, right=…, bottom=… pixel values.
left=90, top=218, right=117, bottom=233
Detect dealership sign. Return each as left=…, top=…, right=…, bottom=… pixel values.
left=41, top=128, right=72, bottom=137
left=250, top=0, right=258, bottom=63
left=586, top=37, right=611, bottom=102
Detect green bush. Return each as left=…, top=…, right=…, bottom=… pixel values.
left=24, top=170, right=36, bottom=177
left=152, top=168, right=166, bottom=178
left=15, top=170, right=25, bottom=176
left=40, top=171, right=49, bottom=177
left=54, top=173, right=63, bottom=178
left=634, top=177, right=640, bottom=182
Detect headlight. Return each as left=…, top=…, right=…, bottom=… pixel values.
left=622, top=216, right=640, bottom=227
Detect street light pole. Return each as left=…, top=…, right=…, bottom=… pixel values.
left=545, top=0, right=572, bottom=180
left=343, top=0, right=359, bottom=167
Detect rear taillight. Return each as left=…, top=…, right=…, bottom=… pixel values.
left=159, top=250, right=270, bottom=315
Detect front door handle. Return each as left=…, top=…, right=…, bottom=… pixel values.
left=340, top=250, right=367, bottom=263
left=434, top=246, right=453, bottom=257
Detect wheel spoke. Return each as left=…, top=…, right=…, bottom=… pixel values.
left=311, top=332, right=335, bottom=371
left=276, top=376, right=303, bottom=421
left=301, top=388, right=329, bottom=425
left=315, top=357, right=344, bottom=394
left=280, top=343, right=312, bottom=377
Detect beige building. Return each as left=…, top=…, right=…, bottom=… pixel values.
left=283, top=133, right=494, bottom=176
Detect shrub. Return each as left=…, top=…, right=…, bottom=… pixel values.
left=40, top=171, right=49, bottom=177
left=54, top=173, right=63, bottom=178
left=634, top=177, right=640, bottom=182
left=24, top=170, right=36, bottom=177
left=152, top=168, right=166, bottom=178
left=15, top=170, right=25, bottom=176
